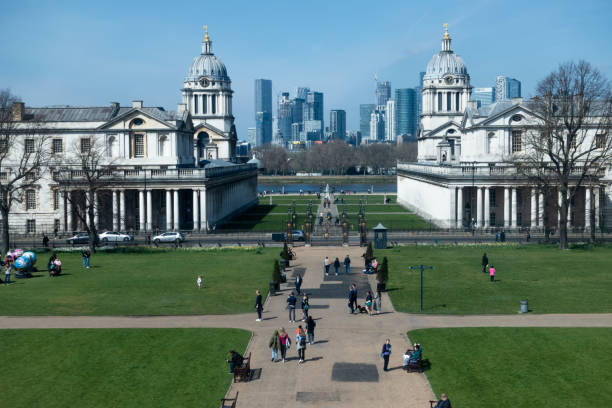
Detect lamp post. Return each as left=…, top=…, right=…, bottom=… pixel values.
left=409, top=264, right=434, bottom=312
left=286, top=207, right=293, bottom=245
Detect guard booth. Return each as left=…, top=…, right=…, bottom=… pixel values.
left=373, top=223, right=388, bottom=249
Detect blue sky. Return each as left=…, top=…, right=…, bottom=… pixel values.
left=1, top=0, right=611, bottom=139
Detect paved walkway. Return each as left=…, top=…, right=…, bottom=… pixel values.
left=2, top=246, right=612, bottom=407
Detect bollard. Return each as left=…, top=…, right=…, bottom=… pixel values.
left=520, top=299, right=529, bottom=313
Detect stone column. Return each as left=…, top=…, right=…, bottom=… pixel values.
left=585, top=187, right=591, bottom=230
left=484, top=187, right=490, bottom=228
left=200, top=188, right=207, bottom=232
left=476, top=187, right=483, bottom=228
left=567, top=190, right=572, bottom=230
left=504, top=188, right=510, bottom=228
left=146, top=190, right=152, bottom=231
left=86, top=191, right=92, bottom=227
left=165, top=190, right=172, bottom=231
left=192, top=189, right=199, bottom=232
left=511, top=188, right=517, bottom=228
left=538, top=192, right=544, bottom=228
left=173, top=189, right=179, bottom=230
left=65, top=191, right=72, bottom=232
left=112, top=190, right=118, bottom=231
left=530, top=189, right=537, bottom=228
left=456, top=187, right=463, bottom=229
left=557, top=189, right=562, bottom=227
left=138, top=190, right=145, bottom=231
left=119, top=190, right=126, bottom=231
left=594, top=187, right=600, bottom=229
left=93, top=191, right=99, bottom=228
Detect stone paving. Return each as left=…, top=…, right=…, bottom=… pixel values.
left=2, top=246, right=612, bottom=407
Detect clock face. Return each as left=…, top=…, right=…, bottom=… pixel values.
left=444, top=76, right=454, bottom=85
left=198, top=77, right=210, bottom=87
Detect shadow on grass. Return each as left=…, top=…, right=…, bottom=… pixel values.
left=217, top=204, right=278, bottom=231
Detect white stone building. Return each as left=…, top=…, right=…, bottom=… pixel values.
left=398, top=26, right=611, bottom=230
left=4, top=28, right=257, bottom=235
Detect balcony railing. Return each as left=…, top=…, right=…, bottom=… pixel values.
left=397, top=162, right=605, bottom=178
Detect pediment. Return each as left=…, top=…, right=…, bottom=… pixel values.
left=423, top=120, right=463, bottom=138
left=194, top=122, right=228, bottom=139
left=470, top=104, right=542, bottom=128
left=98, top=108, right=175, bottom=131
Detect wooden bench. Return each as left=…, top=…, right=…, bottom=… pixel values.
left=220, top=391, right=238, bottom=408
left=233, top=352, right=251, bottom=383
left=428, top=401, right=437, bottom=408
left=404, top=349, right=424, bottom=373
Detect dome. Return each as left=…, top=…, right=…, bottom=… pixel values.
left=185, top=30, right=230, bottom=82
left=423, top=25, right=468, bottom=80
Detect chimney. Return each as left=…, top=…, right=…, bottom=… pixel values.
left=110, top=102, right=120, bottom=109
left=132, top=100, right=143, bottom=109
left=12, top=102, right=25, bottom=121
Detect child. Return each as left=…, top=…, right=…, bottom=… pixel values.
left=489, top=265, right=496, bottom=282
left=197, top=274, right=203, bottom=289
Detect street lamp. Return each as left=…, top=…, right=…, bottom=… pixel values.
left=409, top=265, right=434, bottom=312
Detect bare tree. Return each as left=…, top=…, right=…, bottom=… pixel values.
left=518, top=61, right=612, bottom=249
left=0, top=90, right=49, bottom=254
left=53, top=137, right=116, bottom=252
left=252, top=144, right=289, bottom=175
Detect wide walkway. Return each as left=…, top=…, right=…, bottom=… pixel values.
left=2, top=247, right=612, bottom=407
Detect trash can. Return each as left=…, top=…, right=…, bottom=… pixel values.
left=520, top=300, right=528, bottom=313
left=373, top=223, right=388, bottom=249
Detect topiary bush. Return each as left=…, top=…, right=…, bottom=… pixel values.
left=377, top=256, right=389, bottom=283
left=272, top=259, right=282, bottom=283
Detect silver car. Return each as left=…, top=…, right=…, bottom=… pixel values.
left=98, top=231, right=134, bottom=242
left=152, top=232, right=185, bottom=244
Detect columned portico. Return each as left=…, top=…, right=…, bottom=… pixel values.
left=173, top=189, right=179, bottom=230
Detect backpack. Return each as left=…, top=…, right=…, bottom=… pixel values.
left=299, top=336, right=306, bottom=346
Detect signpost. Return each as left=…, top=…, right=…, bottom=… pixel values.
left=408, top=265, right=434, bottom=312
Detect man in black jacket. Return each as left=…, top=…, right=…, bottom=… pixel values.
left=481, top=253, right=488, bottom=274
left=348, top=284, right=357, bottom=314
left=295, top=274, right=302, bottom=295
left=433, top=393, right=451, bottom=408
left=226, top=350, right=244, bottom=374
left=255, top=290, right=263, bottom=322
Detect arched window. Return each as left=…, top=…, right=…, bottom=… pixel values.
left=437, top=92, right=442, bottom=112
left=158, top=135, right=168, bottom=157
left=446, top=92, right=451, bottom=111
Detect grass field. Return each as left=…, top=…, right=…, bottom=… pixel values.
left=2, top=248, right=276, bottom=316
left=383, top=244, right=612, bottom=314
left=0, top=328, right=250, bottom=408
left=408, top=327, right=612, bottom=408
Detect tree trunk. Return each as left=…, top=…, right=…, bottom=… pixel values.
left=1, top=207, right=9, bottom=255
left=87, top=190, right=97, bottom=253
left=559, top=200, right=569, bottom=250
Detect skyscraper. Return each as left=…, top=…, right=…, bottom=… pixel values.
left=277, top=92, right=292, bottom=145
left=376, top=81, right=392, bottom=106
left=472, top=87, right=495, bottom=108
left=360, top=104, right=376, bottom=140
left=385, top=99, right=396, bottom=141
left=254, top=79, right=272, bottom=146
left=416, top=72, right=425, bottom=134
left=303, top=91, right=324, bottom=140
left=247, top=127, right=256, bottom=146
left=395, top=88, right=418, bottom=137
left=295, top=87, right=310, bottom=101
left=329, top=109, right=346, bottom=139
left=495, top=76, right=521, bottom=101
left=369, top=107, right=386, bottom=142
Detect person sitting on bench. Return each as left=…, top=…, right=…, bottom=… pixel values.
left=433, top=393, right=451, bottom=408
left=226, top=350, right=244, bottom=374
left=403, top=343, right=422, bottom=367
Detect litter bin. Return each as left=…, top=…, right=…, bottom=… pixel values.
left=520, top=300, right=528, bottom=313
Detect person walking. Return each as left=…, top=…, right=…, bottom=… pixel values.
left=348, top=284, right=356, bottom=314
left=324, top=256, right=330, bottom=276
left=287, top=292, right=297, bottom=322
left=255, top=290, right=263, bottom=321
left=301, top=293, right=310, bottom=321
left=481, top=253, right=488, bottom=274
left=365, top=291, right=374, bottom=316
left=381, top=339, right=392, bottom=371
left=489, top=265, right=496, bottom=282
left=196, top=274, right=203, bottom=289
left=305, top=315, right=316, bottom=345
left=333, top=257, right=340, bottom=276
left=374, top=290, right=382, bottom=314
left=296, top=326, right=307, bottom=363
left=269, top=330, right=281, bottom=362
left=295, top=273, right=303, bottom=295
left=278, top=328, right=290, bottom=363
left=4, top=262, right=11, bottom=286
left=343, top=254, right=351, bottom=275
left=82, top=248, right=91, bottom=269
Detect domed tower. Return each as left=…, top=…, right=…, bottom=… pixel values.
left=182, top=26, right=237, bottom=162
left=418, top=24, right=472, bottom=162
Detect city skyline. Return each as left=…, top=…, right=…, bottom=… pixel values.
left=1, top=0, right=611, bottom=141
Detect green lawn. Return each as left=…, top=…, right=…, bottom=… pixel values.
left=2, top=248, right=276, bottom=316
left=383, top=245, right=612, bottom=314
left=408, top=327, right=612, bottom=408
left=0, top=328, right=250, bottom=408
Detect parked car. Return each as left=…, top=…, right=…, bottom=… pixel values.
left=290, top=230, right=305, bottom=241
left=66, top=232, right=89, bottom=245
left=98, top=231, right=134, bottom=242
left=152, top=232, right=185, bottom=244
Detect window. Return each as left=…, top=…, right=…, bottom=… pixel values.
left=194, top=94, right=198, bottom=114
left=446, top=92, right=451, bottom=111
left=26, top=189, right=36, bottom=210
left=0, top=138, right=7, bottom=152
left=106, top=135, right=116, bottom=157
left=134, top=134, right=145, bottom=157
left=437, top=92, right=442, bottom=111
left=211, top=95, right=217, bottom=114
left=80, top=138, right=91, bottom=153
left=25, top=171, right=36, bottom=181
left=26, top=219, right=36, bottom=234
left=569, top=136, right=577, bottom=149
left=489, top=189, right=496, bottom=207
left=202, top=94, right=207, bottom=113
left=490, top=212, right=496, bottom=226
left=512, top=130, right=522, bottom=153
left=456, top=92, right=460, bottom=111
left=132, top=118, right=144, bottom=126
left=25, top=138, right=35, bottom=153
left=596, top=134, right=606, bottom=149
left=158, top=135, right=168, bottom=157
left=0, top=172, right=7, bottom=181
left=52, top=139, right=63, bottom=154
left=53, top=190, right=60, bottom=210
left=54, top=219, right=60, bottom=232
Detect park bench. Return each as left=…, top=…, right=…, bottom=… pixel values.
left=404, top=349, right=424, bottom=373
left=233, top=352, right=251, bottom=383
left=428, top=401, right=437, bottom=407
left=220, top=391, right=238, bottom=408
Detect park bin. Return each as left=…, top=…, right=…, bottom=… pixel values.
left=373, top=223, right=388, bottom=249
left=520, top=300, right=529, bottom=313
